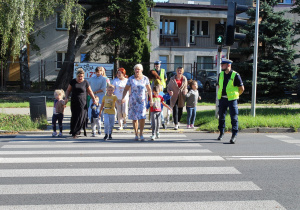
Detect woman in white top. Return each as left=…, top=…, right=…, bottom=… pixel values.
left=113, top=68, right=129, bottom=130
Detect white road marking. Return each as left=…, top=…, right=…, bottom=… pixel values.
left=0, top=181, right=261, bottom=194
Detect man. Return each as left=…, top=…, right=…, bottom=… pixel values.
left=217, top=58, right=244, bottom=144
left=154, top=60, right=167, bottom=89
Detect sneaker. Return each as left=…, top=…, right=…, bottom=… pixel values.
left=187, top=125, right=190, bottom=129
left=162, top=123, right=166, bottom=129
left=140, top=135, right=145, bottom=141
left=58, top=132, right=63, bottom=137
left=92, top=133, right=95, bottom=137
left=191, top=124, right=194, bottom=129
left=117, top=127, right=123, bottom=130
left=52, top=131, right=57, bottom=137
left=98, top=130, right=101, bottom=135
left=166, top=120, right=170, bottom=125
left=174, top=125, right=178, bottom=130
left=151, top=135, right=156, bottom=141
left=123, top=123, right=127, bottom=128
left=156, top=132, right=160, bottom=139
left=135, top=135, right=139, bottom=141
left=108, top=134, right=112, bottom=140
left=103, top=134, right=108, bottom=140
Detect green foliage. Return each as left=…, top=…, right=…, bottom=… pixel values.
left=0, top=0, right=85, bottom=59
left=86, top=0, right=155, bottom=75
left=0, top=113, right=48, bottom=131
left=232, top=0, right=299, bottom=97
left=181, top=108, right=300, bottom=132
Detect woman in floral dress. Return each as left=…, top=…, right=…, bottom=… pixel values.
left=122, top=64, right=153, bottom=141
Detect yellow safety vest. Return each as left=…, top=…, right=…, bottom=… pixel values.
left=218, top=71, right=239, bottom=101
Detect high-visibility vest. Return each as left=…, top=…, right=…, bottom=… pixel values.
left=150, top=68, right=166, bottom=88
left=218, top=71, right=239, bottom=101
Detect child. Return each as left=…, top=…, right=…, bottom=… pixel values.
left=185, top=80, right=201, bottom=129
left=91, top=96, right=101, bottom=137
left=52, top=89, right=66, bottom=137
left=99, top=85, right=118, bottom=140
left=148, top=86, right=172, bottom=141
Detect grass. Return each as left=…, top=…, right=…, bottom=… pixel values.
left=0, top=113, right=48, bottom=132
left=0, top=100, right=62, bottom=108
left=181, top=108, right=300, bottom=132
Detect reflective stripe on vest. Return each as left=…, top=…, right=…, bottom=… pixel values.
left=217, top=71, right=239, bottom=101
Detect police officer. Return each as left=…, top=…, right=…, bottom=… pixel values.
left=153, top=60, right=167, bottom=89
left=217, top=58, right=244, bottom=144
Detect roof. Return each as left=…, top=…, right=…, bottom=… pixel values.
left=154, top=2, right=227, bottom=11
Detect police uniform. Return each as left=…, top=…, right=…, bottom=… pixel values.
left=217, top=58, right=243, bottom=144
left=154, top=60, right=167, bottom=88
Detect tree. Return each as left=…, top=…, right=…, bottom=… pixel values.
left=85, top=0, right=155, bottom=76
left=231, top=0, right=299, bottom=98
left=127, top=0, right=152, bottom=74
left=0, top=0, right=84, bottom=90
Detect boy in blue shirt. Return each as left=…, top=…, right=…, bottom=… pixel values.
left=91, top=96, right=101, bottom=137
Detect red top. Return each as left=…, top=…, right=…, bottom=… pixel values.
left=150, top=95, right=164, bottom=112
left=175, top=77, right=183, bottom=88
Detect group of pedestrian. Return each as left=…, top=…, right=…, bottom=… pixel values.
left=51, top=58, right=244, bottom=144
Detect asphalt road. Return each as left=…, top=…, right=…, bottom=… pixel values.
left=0, top=133, right=299, bottom=209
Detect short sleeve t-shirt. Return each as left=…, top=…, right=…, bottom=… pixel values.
left=102, top=95, right=118, bottom=114
left=112, top=78, right=129, bottom=100
left=150, top=95, right=164, bottom=112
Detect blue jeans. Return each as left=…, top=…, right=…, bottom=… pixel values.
left=218, top=97, right=239, bottom=135
left=186, top=107, right=196, bottom=125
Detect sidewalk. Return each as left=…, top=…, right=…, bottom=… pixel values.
left=1, top=104, right=299, bottom=135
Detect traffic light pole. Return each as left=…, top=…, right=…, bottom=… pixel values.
left=215, top=46, right=222, bottom=119
left=251, top=0, right=260, bottom=117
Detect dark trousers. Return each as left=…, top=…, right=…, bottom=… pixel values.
left=218, top=97, right=238, bottom=135
left=173, top=100, right=183, bottom=125
left=52, top=113, right=63, bottom=132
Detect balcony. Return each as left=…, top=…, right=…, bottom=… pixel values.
left=159, top=33, right=238, bottom=48
left=210, top=0, right=253, bottom=6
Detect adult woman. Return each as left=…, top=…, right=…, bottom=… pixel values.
left=167, top=66, right=188, bottom=130
left=65, top=68, right=96, bottom=138
left=100, top=67, right=111, bottom=86
left=113, top=68, right=129, bottom=130
left=122, top=64, right=153, bottom=141
left=88, top=66, right=107, bottom=121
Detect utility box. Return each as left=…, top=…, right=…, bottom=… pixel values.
left=29, top=96, right=47, bottom=121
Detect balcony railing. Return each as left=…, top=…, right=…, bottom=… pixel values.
left=159, top=33, right=238, bottom=48
left=210, top=0, right=253, bottom=6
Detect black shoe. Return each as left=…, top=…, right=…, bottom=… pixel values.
left=108, top=134, right=112, bottom=140
left=103, top=134, right=108, bottom=140
left=162, top=123, right=166, bottom=129
left=217, top=133, right=224, bottom=140
left=230, top=135, right=237, bottom=144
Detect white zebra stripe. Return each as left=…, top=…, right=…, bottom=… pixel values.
left=0, top=167, right=240, bottom=177
left=0, top=182, right=261, bottom=194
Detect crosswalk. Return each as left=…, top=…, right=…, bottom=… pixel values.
left=266, top=134, right=300, bottom=147
left=0, top=134, right=285, bottom=209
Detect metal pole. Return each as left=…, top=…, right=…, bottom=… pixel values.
left=215, top=46, right=222, bottom=119
left=251, top=0, right=260, bottom=117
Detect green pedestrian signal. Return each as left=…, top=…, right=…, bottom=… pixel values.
left=217, top=35, right=223, bottom=44
left=215, top=24, right=225, bottom=45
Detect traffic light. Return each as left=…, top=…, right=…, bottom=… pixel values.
left=215, top=24, right=225, bottom=45
left=225, top=2, right=249, bottom=46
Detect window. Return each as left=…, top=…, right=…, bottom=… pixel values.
left=197, top=56, right=214, bottom=70
left=190, top=20, right=209, bottom=43
left=56, top=12, right=67, bottom=30
left=278, top=0, right=292, bottom=4
left=56, top=52, right=66, bottom=69
left=174, top=56, right=183, bottom=71
left=160, top=18, right=177, bottom=35
left=159, top=56, right=168, bottom=72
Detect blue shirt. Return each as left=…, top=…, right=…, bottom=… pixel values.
left=89, top=75, right=107, bottom=103
left=91, top=103, right=101, bottom=118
